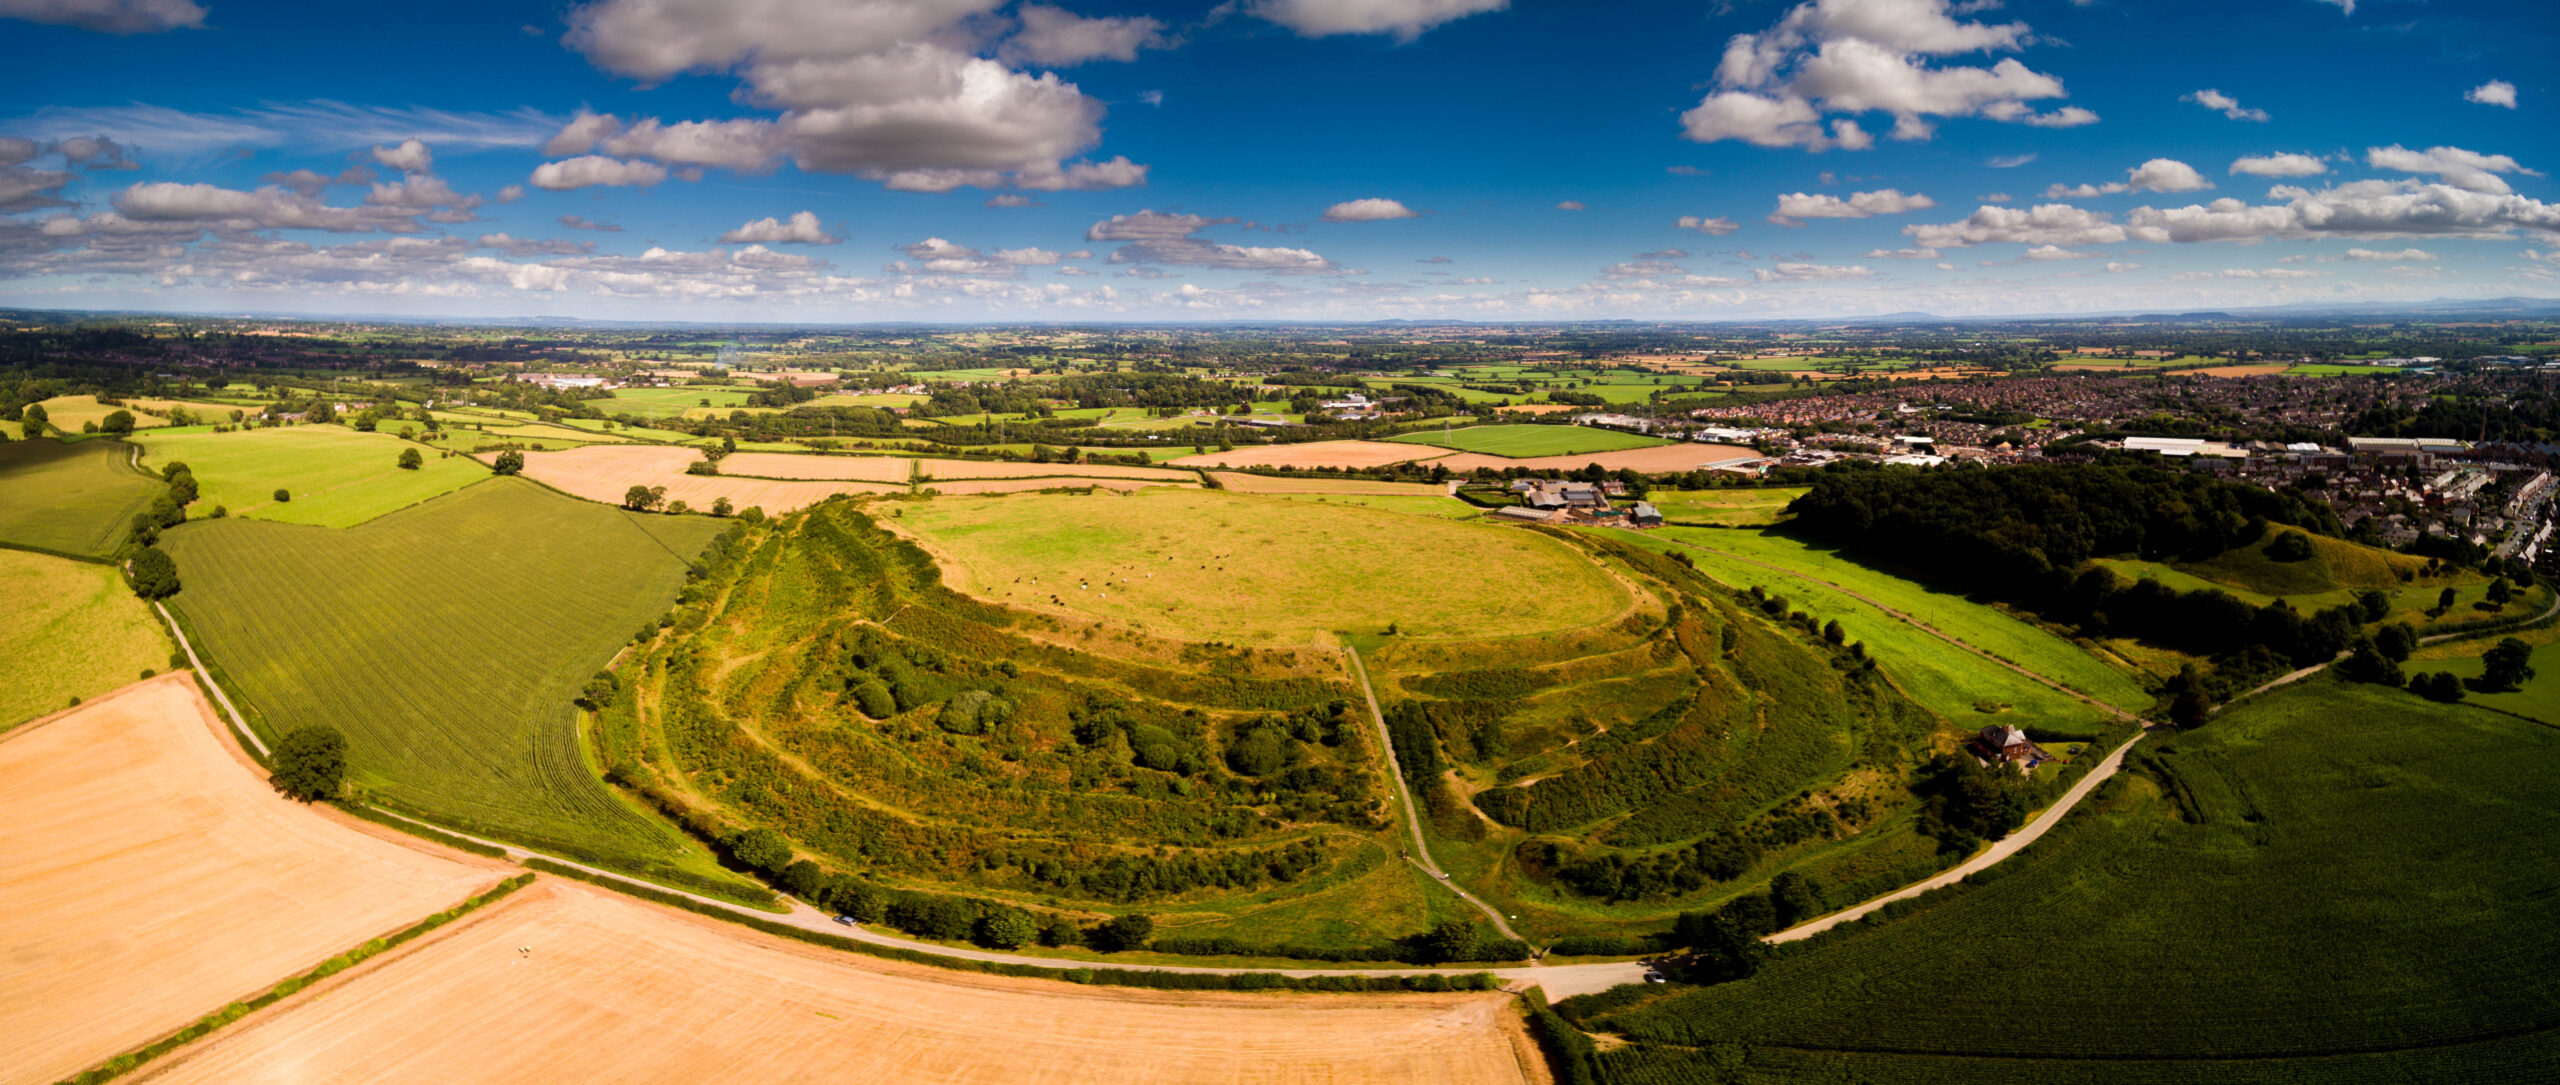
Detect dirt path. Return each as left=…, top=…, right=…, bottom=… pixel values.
left=1766, top=727, right=2146, bottom=943
left=1344, top=647, right=1532, bottom=947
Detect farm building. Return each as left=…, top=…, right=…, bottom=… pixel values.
left=1970, top=725, right=2045, bottom=766
left=1493, top=506, right=1560, bottom=523
left=1511, top=478, right=1608, bottom=510
left=1629, top=502, right=1663, bottom=527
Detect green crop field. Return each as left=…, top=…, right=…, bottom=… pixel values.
left=1643, top=487, right=1807, bottom=527
left=1566, top=680, right=2560, bottom=1082
left=601, top=385, right=756, bottom=412
left=134, top=426, right=494, bottom=528
left=0, top=549, right=170, bottom=729
left=159, top=479, right=747, bottom=891
left=1651, top=527, right=2152, bottom=712
left=31, top=394, right=241, bottom=432
left=1387, top=424, right=1668, bottom=458
left=0, top=438, right=164, bottom=558
left=897, top=487, right=1630, bottom=644
left=2285, top=363, right=2401, bottom=376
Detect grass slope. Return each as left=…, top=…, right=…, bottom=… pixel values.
left=1642, top=488, right=1808, bottom=527
left=896, top=487, right=1629, bottom=644
left=159, top=479, right=737, bottom=885
left=1388, top=424, right=1668, bottom=458
left=0, top=550, right=169, bottom=728
left=1570, top=680, right=2560, bottom=1082
left=135, top=426, right=492, bottom=528
left=0, top=438, right=163, bottom=558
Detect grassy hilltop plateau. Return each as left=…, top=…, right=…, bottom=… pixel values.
left=3, top=316, right=2556, bottom=1083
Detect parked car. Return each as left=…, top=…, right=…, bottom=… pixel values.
left=833, top=914, right=857, bottom=926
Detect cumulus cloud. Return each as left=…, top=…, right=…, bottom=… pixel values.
left=2465, top=80, right=2517, bottom=109
left=2183, top=89, right=2268, bottom=122
left=0, top=166, right=74, bottom=213
left=1682, top=0, right=2091, bottom=152
left=1754, top=261, right=1873, bottom=281
left=544, top=110, right=624, bottom=157
left=2366, top=144, right=2535, bottom=195
left=2231, top=152, right=2327, bottom=178
left=529, top=155, right=667, bottom=190
left=558, top=214, right=622, bottom=231
left=602, top=117, right=784, bottom=171
left=1556, top=200, right=1586, bottom=210
left=2168, top=267, right=2324, bottom=281
left=371, top=139, right=433, bottom=174
left=105, top=180, right=431, bottom=233
left=986, top=193, right=1041, bottom=207
left=2124, top=180, right=2560, bottom=243
left=2043, top=158, right=2214, bottom=199
left=1082, top=208, right=1332, bottom=272
left=0, top=0, right=204, bottom=33
left=2338, top=247, right=2435, bottom=261
left=2103, top=261, right=2140, bottom=273
left=1248, top=0, right=1507, bottom=41
left=1863, top=246, right=1939, bottom=259
left=1322, top=197, right=1419, bottom=222
left=1906, top=203, right=2128, bottom=248
left=478, top=232, right=596, bottom=257
left=53, top=135, right=138, bottom=170
left=1014, top=155, right=1148, bottom=190
left=720, top=210, right=840, bottom=244
left=1001, top=5, right=1164, bottom=66
left=1768, top=187, right=1934, bottom=225
left=1677, top=214, right=1741, bottom=235
left=2020, top=244, right=2092, bottom=260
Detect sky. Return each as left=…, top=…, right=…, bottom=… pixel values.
left=1, top=0, right=2555, bottom=323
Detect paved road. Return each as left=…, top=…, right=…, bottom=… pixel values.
left=1344, top=646, right=1531, bottom=946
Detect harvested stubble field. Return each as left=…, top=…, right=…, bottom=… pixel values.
left=137, top=426, right=492, bottom=528
left=1388, top=424, right=1668, bottom=458
left=720, top=451, right=916, bottom=482
left=1431, top=443, right=1760, bottom=474
left=0, top=438, right=162, bottom=557
left=896, top=486, right=1628, bottom=643
left=0, top=549, right=167, bottom=729
left=159, top=480, right=739, bottom=883
left=1210, top=472, right=1450, bottom=496
left=32, top=394, right=239, bottom=432
left=914, top=457, right=1199, bottom=481
left=1170, top=440, right=1452, bottom=470
left=146, top=881, right=1540, bottom=1085
left=922, top=476, right=1194, bottom=495
left=499, top=444, right=906, bottom=512
left=0, top=675, right=504, bottom=1084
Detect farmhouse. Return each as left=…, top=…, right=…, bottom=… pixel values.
left=1511, top=478, right=1608, bottom=511
left=1970, top=724, right=2045, bottom=766
left=516, top=372, right=612, bottom=390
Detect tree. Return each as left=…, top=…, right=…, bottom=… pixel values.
left=1412, top=919, right=1483, bottom=964
left=576, top=670, right=619, bottom=710
left=2374, top=622, right=2419, bottom=662
left=20, top=402, right=46, bottom=438
left=2477, top=638, right=2538, bottom=692
left=269, top=725, right=347, bottom=802
left=711, top=496, right=734, bottom=517
left=100, top=409, right=135, bottom=435
left=851, top=679, right=896, bottom=719
left=1769, top=871, right=1826, bottom=928
left=2337, top=638, right=2404, bottom=687
left=2412, top=671, right=2466, bottom=703
left=2487, top=578, right=2514, bottom=606
left=1038, top=916, right=1084, bottom=947
left=165, top=470, right=198, bottom=506
left=974, top=908, right=1039, bottom=950
left=397, top=447, right=423, bottom=470
left=623, top=484, right=666, bottom=511
left=273, top=488, right=291, bottom=503
left=1821, top=619, right=1846, bottom=645
left=725, top=827, right=793, bottom=874
left=129, top=547, right=180, bottom=599
left=492, top=450, right=525, bottom=476
left=2435, top=587, right=2459, bottom=616
left=1089, top=913, right=1154, bottom=952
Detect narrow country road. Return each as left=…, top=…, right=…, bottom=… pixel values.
left=1343, top=647, right=1532, bottom=947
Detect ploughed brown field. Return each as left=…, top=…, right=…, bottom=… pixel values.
left=2194, top=364, right=2293, bottom=377
left=489, top=445, right=906, bottom=512
left=921, top=476, right=1196, bottom=495
left=911, top=458, right=1199, bottom=481
left=144, top=881, right=1544, bottom=1085
left=0, top=676, right=504, bottom=1084
left=1170, top=440, right=1453, bottom=470
left=718, top=451, right=917, bottom=482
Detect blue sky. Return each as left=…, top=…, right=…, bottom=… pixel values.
left=2, top=0, right=2554, bottom=321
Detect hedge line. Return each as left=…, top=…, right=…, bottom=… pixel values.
left=333, top=801, right=508, bottom=858
left=58, top=872, right=535, bottom=1085
left=1521, top=988, right=1602, bottom=1085
left=523, top=858, right=1503, bottom=993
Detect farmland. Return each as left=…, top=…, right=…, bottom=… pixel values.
left=721, top=451, right=917, bottom=481
left=0, top=676, right=504, bottom=1084
left=500, top=444, right=907, bottom=512
left=31, top=394, right=240, bottom=432
left=146, top=881, right=1540, bottom=1085
left=896, top=487, right=1629, bottom=643
left=0, top=438, right=164, bottom=557
left=1170, top=440, right=1450, bottom=470
left=1431, top=444, right=1759, bottom=474
left=0, top=550, right=168, bottom=729
left=1641, top=487, right=1808, bottom=527
left=158, top=479, right=752, bottom=892
left=1564, top=680, right=2560, bottom=1081
left=1389, top=424, right=1669, bottom=458
left=1209, top=472, right=1452, bottom=496
left=913, top=457, right=1199, bottom=481
left=135, top=426, right=492, bottom=528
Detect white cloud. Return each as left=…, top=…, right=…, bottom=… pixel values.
left=2044, top=158, right=2213, bottom=199
left=2167, top=267, right=2326, bottom=281
left=1977, top=192, right=2011, bottom=203
left=2125, top=180, right=2560, bottom=243
left=1863, top=246, right=1940, bottom=259
left=544, top=110, right=623, bottom=157
left=1084, top=208, right=1335, bottom=273
left=986, top=193, right=1041, bottom=207
left=1001, top=5, right=1165, bottom=66
left=2103, top=261, right=2140, bottom=273
left=1677, top=214, right=1741, bottom=235
left=558, top=214, right=622, bottom=232
left=720, top=210, right=840, bottom=244
left=2366, top=144, right=2535, bottom=195
left=370, top=139, right=433, bottom=174
left=1768, top=187, right=1935, bottom=225
left=1985, top=153, right=2035, bottom=168
left=105, top=180, right=430, bottom=233
left=528, top=155, right=667, bottom=190
left=1013, top=156, right=1147, bottom=190
left=0, top=136, right=38, bottom=168
left=53, top=135, right=138, bottom=170
left=1322, top=197, right=1419, bottom=222
left=0, top=166, right=73, bottom=213
left=2231, top=152, right=2327, bottom=178
left=1906, top=203, right=2128, bottom=248
left=1556, top=200, right=1586, bottom=210
left=1754, top=261, right=1873, bottom=281
left=2338, top=246, right=2436, bottom=261
left=2465, top=80, right=2517, bottom=109
left=2311, top=0, right=2354, bottom=15
left=1247, top=0, right=1508, bottom=41
left=478, top=233, right=595, bottom=257
left=1683, top=0, right=2090, bottom=153
left=0, top=0, right=203, bottom=33
left=2021, top=244, right=2092, bottom=260
left=1087, top=210, right=1221, bottom=241
left=602, top=117, right=784, bottom=171
left=2182, top=89, right=2268, bottom=122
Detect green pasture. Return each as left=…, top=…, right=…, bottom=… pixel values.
left=2414, top=630, right=2560, bottom=725
left=160, top=478, right=744, bottom=888
left=896, top=486, right=1630, bottom=644
left=549, top=416, right=698, bottom=443
left=1643, top=487, right=1807, bottom=527
left=0, top=438, right=164, bottom=558
left=2285, top=363, right=2400, bottom=376
left=1649, top=527, right=2152, bottom=712
left=31, top=394, right=242, bottom=432
left=0, top=550, right=170, bottom=730
left=134, top=427, right=492, bottom=528
left=1387, top=424, right=1668, bottom=458
left=1259, top=493, right=1483, bottom=519
left=1568, top=680, right=2560, bottom=1081
left=601, top=385, right=755, bottom=411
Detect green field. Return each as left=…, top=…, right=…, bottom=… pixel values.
left=2416, top=627, right=2560, bottom=725
left=1650, top=527, right=2152, bottom=712
left=1565, top=680, right=2560, bottom=1082
left=134, top=427, right=494, bottom=528
left=1261, top=493, right=1485, bottom=519
left=0, top=438, right=164, bottom=558
left=31, top=394, right=241, bottom=432
left=1643, top=487, right=1807, bottom=527
left=1387, top=424, right=1669, bottom=458
left=0, top=549, right=170, bottom=729
left=159, top=479, right=748, bottom=892
left=600, top=385, right=756, bottom=412
left=897, top=487, right=1630, bottom=644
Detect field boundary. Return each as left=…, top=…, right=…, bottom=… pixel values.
left=1344, top=646, right=1531, bottom=946
left=156, top=599, right=267, bottom=758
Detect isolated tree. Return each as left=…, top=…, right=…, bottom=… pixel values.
left=2487, top=578, right=2514, bottom=606
left=2478, top=638, right=2537, bottom=692
left=491, top=449, right=525, bottom=475
left=2436, top=587, right=2459, bottom=615
left=2355, top=589, right=2392, bottom=623
left=273, top=488, right=291, bottom=503
left=100, top=409, right=135, bottom=435
left=711, top=496, right=734, bottom=517
left=851, top=679, right=896, bottom=719
left=1822, top=619, right=1846, bottom=645
left=2374, top=623, right=2418, bottom=662
left=21, top=402, right=46, bottom=438
left=269, top=725, right=347, bottom=802
left=623, top=484, right=666, bottom=512
left=397, top=447, right=423, bottom=470
left=128, top=546, right=180, bottom=599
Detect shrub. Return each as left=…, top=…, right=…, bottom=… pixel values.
left=273, top=488, right=291, bottom=502
left=725, top=827, right=793, bottom=874
left=1089, top=913, right=1155, bottom=952
left=492, top=450, right=525, bottom=476
left=271, top=725, right=348, bottom=802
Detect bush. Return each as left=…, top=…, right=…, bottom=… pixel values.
left=1089, top=913, right=1154, bottom=952
left=975, top=907, right=1038, bottom=949
left=273, top=488, right=291, bottom=502
left=129, top=546, right=181, bottom=599
left=270, top=725, right=348, bottom=802
left=851, top=679, right=896, bottom=719
left=492, top=450, right=525, bottom=476
left=725, top=827, right=793, bottom=874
